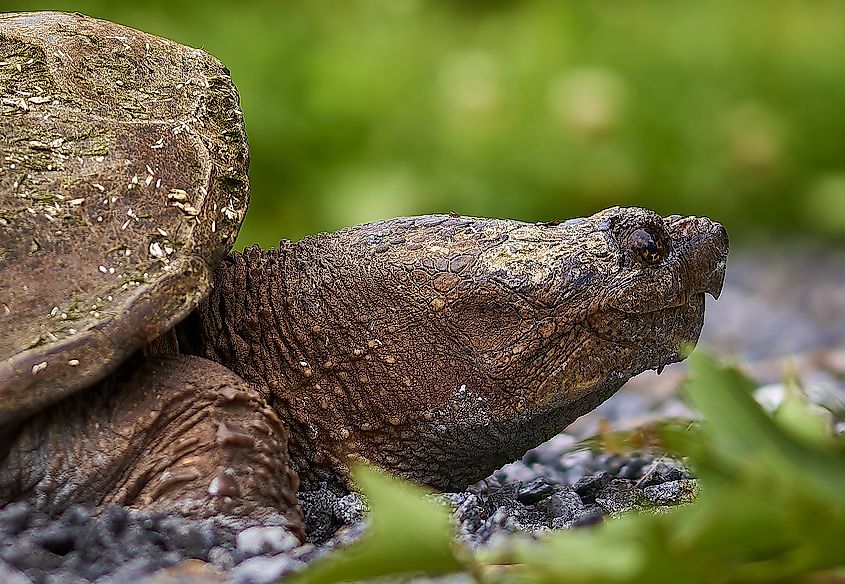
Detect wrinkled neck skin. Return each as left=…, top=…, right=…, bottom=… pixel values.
left=183, top=211, right=727, bottom=492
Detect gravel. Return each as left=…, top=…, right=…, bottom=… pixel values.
left=0, top=440, right=697, bottom=583
left=3, top=248, right=845, bottom=583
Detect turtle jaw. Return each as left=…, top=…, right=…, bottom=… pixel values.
left=536, top=291, right=706, bottom=413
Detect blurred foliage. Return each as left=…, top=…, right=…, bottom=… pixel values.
left=4, top=1, right=845, bottom=247
left=293, top=353, right=845, bottom=584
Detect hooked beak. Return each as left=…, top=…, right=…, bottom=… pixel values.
left=665, top=215, right=729, bottom=300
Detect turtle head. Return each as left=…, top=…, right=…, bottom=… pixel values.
left=486, top=207, right=728, bottom=416
left=326, top=208, right=728, bottom=489
left=464, top=207, right=728, bottom=404
left=205, top=209, right=727, bottom=491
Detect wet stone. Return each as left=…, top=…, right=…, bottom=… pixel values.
left=208, top=546, right=237, bottom=571
left=155, top=516, right=219, bottom=560
left=444, top=493, right=486, bottom=537
left=108, top=552, right=185, bottom=583
left=601, top=455, right=627, bottom=476
left=298, top=484, right=364, bottom=544
left=0, top=504, right=240, bottom=582
left=334, top=493, right=368, bottom=525
left=492, top=461, right=538, bottom=485
left=33, top=525, right=76, bottom=556
left=0, top=441, right=717, bottom=582
left=572, top=471, right=613, bottom=502
left=101, top=504, right=130, bottom=535
left=1, top=539, right=59, bottom=572
left=60, top=506, right=92, bottom=527
left=516, top=477, right=556, bottom=505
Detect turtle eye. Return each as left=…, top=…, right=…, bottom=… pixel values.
left=628, top=228, right=666, bottom=266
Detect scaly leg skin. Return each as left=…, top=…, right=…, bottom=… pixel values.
left=0, top=355, right=303, bottom=539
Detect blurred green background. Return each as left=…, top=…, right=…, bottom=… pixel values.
left=4, top=1, right=845, bottom=248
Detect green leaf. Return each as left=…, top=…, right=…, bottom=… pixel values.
left=503, top=517, right=651, bottom=584
left=683, top=353, right=845, bottom=504
left=682, top=355, right=781, bottom=463
left=290, top=465, right=465, bottom=584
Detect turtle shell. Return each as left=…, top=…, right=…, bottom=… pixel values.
left=0, top=12, right=249, bottom=426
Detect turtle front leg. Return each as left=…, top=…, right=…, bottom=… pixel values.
left=0, top=355, right=303, bottom=539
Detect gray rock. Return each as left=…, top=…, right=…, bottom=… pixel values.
left=0, top=502, right=31, bottom=535
left=595, top=479, right=644, bottom=514
left=537, top=486, right=584, bottom=523
left=755, top=382, right=839, bottom=427
left=565, top=506, right=604, bottom=528
left=208, top=546, right=237, bottom=571
left=641, top=480, right=699, bottom=506
left=573, top=471, right=613, bottom=502
left=617, top=457, right=652, bottom=480
left=236, top=526, right=299, bottom=557
left=335, top=493, right=368, bottom=524
left=517, top=478, right=556, bottom=505
left=493, top=460, right=541, bottom=484
left=446, top=493, right=486, bottom=537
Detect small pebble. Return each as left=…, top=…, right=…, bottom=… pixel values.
left=537, top=486, right=584, bottom=523
left=572, top=471, right=613, bottom=502
left=595, top=479, right=644, bottom=514
left=236, top=526, right=299, bottom=556
left=516, top=478, right=556, bottom=505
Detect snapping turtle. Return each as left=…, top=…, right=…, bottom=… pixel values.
left=0, top=12, right=728, bottom=538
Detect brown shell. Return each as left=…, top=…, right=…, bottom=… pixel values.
left=0, top=12, right=250, bottom=426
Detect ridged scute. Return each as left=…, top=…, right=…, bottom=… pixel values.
left=0, top=12, right=250, bottom=426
